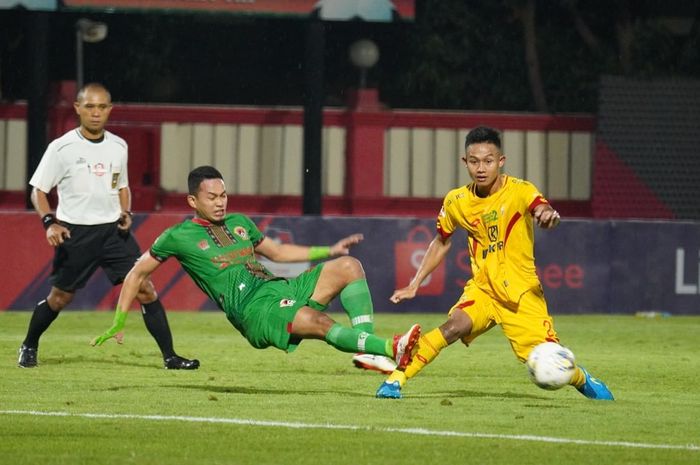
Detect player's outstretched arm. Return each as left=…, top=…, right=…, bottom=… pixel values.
left=91, top=252, right=161, bottom=346
left=255, top=233, right=364, bottom=263
left=329, top=233, right=363, bottom=256
left=390, top=234, right=451, bottom=304
left=532, top=204, right=560, bottom=229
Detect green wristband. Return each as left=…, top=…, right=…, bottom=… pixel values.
left=92, top=310, right=129, bottom=346
left=112, top=309, right=128, bottom=330
left=309, top=246, right=331, bottom=261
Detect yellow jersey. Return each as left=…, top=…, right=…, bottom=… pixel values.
left=437, top=175, right=549, bottom=305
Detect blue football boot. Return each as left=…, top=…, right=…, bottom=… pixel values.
left=376, top=380, right=402, bottom=399
left=576, top=366, right=614, bottom=400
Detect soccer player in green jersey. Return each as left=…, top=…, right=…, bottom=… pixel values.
left=92, top=165, right=420, bottom=373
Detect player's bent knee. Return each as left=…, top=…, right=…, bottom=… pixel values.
left=47, top=288, right=74, bottom=311
left=135, top=279, right=158, bottom=303
left=329, top=256, right=365, bottom=280
left=440, top=312, right=472, bottom=344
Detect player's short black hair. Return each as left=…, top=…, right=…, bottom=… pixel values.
left=76, top=82, right=111, bottom=103
left=188, top=165, right=224, bottom=194
left=464, top=126, right=502, bottom=150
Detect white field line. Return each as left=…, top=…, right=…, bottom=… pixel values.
left=1, top=409, right=698, bottom=452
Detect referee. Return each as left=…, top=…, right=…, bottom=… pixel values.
left=18, top=82, right=199, bottom=370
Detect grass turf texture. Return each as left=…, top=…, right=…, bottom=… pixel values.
left=1, top=311, right=698, bottom=465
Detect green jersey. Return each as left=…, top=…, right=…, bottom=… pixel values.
left=150, top=214, right=280, bottom=318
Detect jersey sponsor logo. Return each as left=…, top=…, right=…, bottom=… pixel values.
left=279, top=299, right=296, bottom=308
left=481, top=241, right=504, bottom=259
left=211, top=248, right=252, bottom=269
left=234, top=226, right=248, bottom=240
left=481, top=210, right=498, bottom=224
left=198, top=240, right=210, bottom=251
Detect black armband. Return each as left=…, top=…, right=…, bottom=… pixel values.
left=41, top=213, right=57, bottom=230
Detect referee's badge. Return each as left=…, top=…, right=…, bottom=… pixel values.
left=111, top=173, right=119, bottom=189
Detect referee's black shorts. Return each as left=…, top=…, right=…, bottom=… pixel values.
left=50, top=222, right=142, bottom=292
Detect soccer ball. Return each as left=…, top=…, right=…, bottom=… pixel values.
left=526, top=342, right=576, bottom=390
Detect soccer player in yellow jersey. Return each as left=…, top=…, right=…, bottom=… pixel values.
left=376, top=126, right=614, bottom=400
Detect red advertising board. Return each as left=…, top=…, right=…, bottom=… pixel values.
left=3, top=213, right=698, bottom=314
left=62, top=0, right=415, bottom=21
left=394, top=225, right=445, bottom=295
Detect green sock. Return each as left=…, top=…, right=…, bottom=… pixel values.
left=340, top=279, right=374, bottom=334
left=325, top=323, right=391, bottom=356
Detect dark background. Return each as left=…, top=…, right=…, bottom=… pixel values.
left=1, top=0, right=699, bottom=112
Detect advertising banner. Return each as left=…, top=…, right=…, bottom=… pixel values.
left=0, top=1, right=56, bottom=10
left=1, top=213, right=698, bottom=315
left=394, top=224, right=445, bottom=296
left=61, top=0, right=416, bottom=21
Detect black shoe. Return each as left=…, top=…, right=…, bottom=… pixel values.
left=164, top=355, right=200, bottom=370
left=18, top=345, right=38, bottom=368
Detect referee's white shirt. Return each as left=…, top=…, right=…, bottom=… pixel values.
left=30, top=128, right=129, bottom=225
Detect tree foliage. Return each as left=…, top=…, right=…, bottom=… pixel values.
left=0, top=1, right=698, bottom=112
left=391, top=0, right=700, bottom=112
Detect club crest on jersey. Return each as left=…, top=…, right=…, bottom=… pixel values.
left=234, top=227, right=248, bottom=240
left=488, top=225, right=499, bottom=242
left=198, top=240, right=210, bottom=251
left=279, top=299, right=296, bottom=308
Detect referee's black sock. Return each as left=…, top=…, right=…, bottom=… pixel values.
left=141, top=299, right=176, bottom=359
left=23, top=299, right=59, bottom=348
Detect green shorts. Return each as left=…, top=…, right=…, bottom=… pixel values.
left=235, top=264, right=326, bottom=352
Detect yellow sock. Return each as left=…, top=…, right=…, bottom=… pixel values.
left=570, top=366, right=586, bottom=389
left=397, top=328, right=449, bottom=385
left=386, top=370, right=407, bottom=386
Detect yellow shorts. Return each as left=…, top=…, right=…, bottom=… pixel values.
left=449, top=281, right=559, bottom=362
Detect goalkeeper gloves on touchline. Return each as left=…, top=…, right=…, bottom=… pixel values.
left=91, top=310, right=128, bottom=346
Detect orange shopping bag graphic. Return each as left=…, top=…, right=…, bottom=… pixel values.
left=394, top=225, right=445, bottom=295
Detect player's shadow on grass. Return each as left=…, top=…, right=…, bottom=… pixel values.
left=166, top=384, right=369, bottom=397
left=41, top=355, right=160, bottom=369
left=413, top=390, right=555, bottom=401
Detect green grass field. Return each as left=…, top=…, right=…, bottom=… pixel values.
left=1, top=311, right=698, bottom=465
